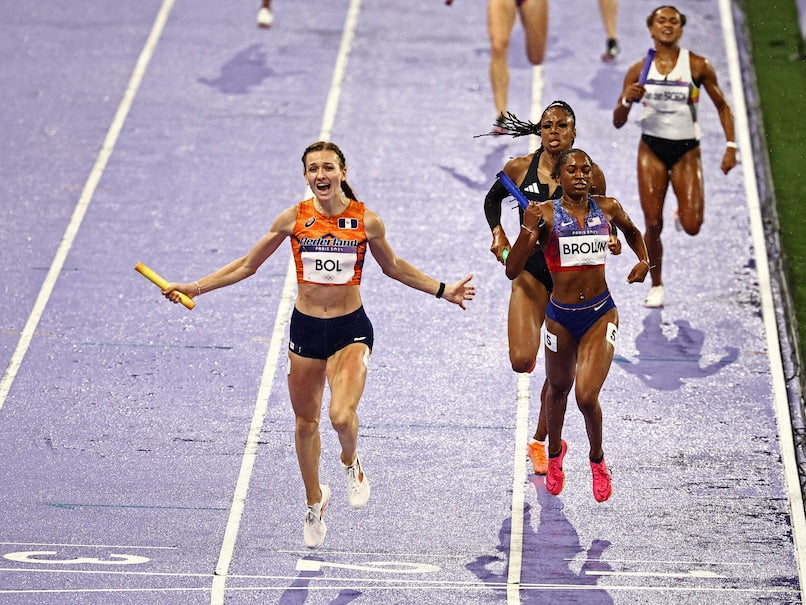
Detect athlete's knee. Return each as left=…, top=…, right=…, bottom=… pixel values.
left=680, top=216, right=702, bottom=236
left=644, top=216, right=663, bottom=234
left=511, top=356, right=537, bottom=374
left=526, top=48, right=545, bottom=65
left=576, top=398, right=599, bottom=415
left=525, top=34, right=547, bottom=65
left=489, top=38, right=510, bottom=59
left=574, top=388, right=601, bottom=414
left=328, top=406, right=356, bottom=434
left=295, top=415, right=319, bottom=439
left=546, top=378, right=572, bottom=400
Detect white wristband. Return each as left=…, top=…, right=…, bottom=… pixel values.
left=620, top=97, right=631, bottom=108
left=726, top=141, right=737, bottom=149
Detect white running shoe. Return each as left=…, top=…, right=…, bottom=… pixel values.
left=342, top=454, right=370, bottom=509
left=303, top=484, right=330, bottom=549
left=257, top=7, right=274, bottom=28
left=644, top=285, right=665, bottom=308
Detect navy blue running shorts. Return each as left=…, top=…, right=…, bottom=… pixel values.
left=289, top=306, right=374, bottom=360
left=546, top=290, right=616, bottom=342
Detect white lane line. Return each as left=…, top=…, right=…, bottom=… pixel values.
left=209, top=1, right=363, bottom=604
left=506, top=373, right=531, bottom=604
left=319, top=0, right=362, bottom=142
left=586, top=569, right=726, bottom=579
left=0, top=0, right=176, bottom=412
left=0, top=581, right=798, bottom=597
left=0, top=588, right=211, bottom=595
left=529, top=64, right=544, bottom=151
left=506, top=63, right=545, bottom=605
left=0, top=542, right=176, bottom=550
left=718, top=0, right=806, bottom=599
left=0, top=565, right=797, bottom=597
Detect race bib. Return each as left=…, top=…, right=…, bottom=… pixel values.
left=605, top=322, right=618, bottom=347
left=558, top=233, right=609, bottom=268
left=301, top=249, right=357, bottom=284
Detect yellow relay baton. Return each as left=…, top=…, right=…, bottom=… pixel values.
left=134, top=262, right=195, bottom=310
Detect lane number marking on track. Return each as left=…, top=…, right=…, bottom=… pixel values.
left=3, top=551, right=149, bottom=566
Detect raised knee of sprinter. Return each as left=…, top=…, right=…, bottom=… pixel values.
left=510, top=355, right=537, bottom=374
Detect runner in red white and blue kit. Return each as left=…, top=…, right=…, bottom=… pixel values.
left=505, top=148, right=649, bottom=503
left=483, top=102, right=620, bottom=476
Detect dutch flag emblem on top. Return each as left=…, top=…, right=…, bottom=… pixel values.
left=338, top=218, right=359, bottom=229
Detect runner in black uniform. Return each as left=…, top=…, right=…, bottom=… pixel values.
left=483, top=101, right=618, bottom=475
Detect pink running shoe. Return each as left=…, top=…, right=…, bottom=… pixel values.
left=590, top=457, right=612, bottom=502
left=545, top=440, right=567, bottom=496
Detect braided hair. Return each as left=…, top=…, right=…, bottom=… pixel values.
left=301, top=140, right=358, bottom=200
left=476, top=100, right=577, bottom=145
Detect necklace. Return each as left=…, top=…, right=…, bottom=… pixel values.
left=562, top=197, right=588, bottom=211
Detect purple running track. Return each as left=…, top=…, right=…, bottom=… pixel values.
left=0, top=0, right=802, bottom=603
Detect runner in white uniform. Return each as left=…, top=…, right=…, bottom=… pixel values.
left=641, top=47, right=701, bottom=144
left=612, top=5, right=737, bottom=308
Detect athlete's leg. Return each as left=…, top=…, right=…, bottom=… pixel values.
left=543, top=318, right=577, bottom=456
left=533, top=378, right=548, bottom=441
left=519, top=0, right=548, bottom=65
left=488, top=0, right=517, bottom=117
left=637, top=139, right=671, bottom=287
left=508, top=272, right=550, bottom=443
left=288, top=352, right=327, bottom=506
left=574, top=309, right=618, bottom=461
left=598, top=0, right=617, bottom=40
left=507, top=272, right=548, bottom=373
left=670, top=147, right=705, bottom=236
left=326, top=343, right=370, bottom=467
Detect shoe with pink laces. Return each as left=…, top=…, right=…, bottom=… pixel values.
left=590, top=456, right=612, bottom=502
left=545, top=440, right=567, bottom=496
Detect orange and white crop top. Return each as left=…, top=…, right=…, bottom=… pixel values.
left=290, top=198, right=368, bottom=286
